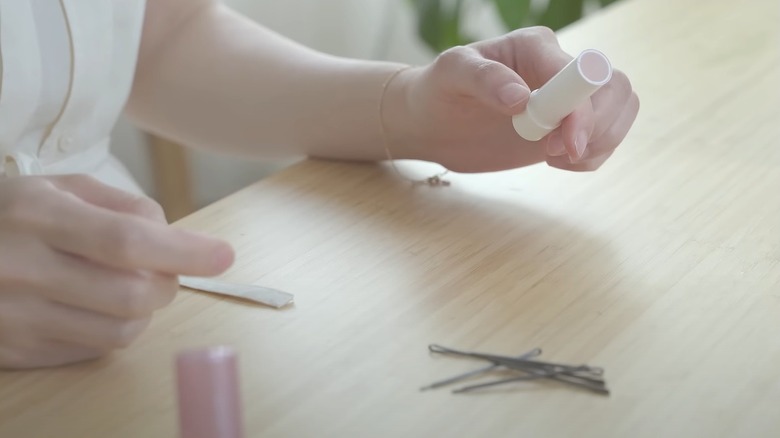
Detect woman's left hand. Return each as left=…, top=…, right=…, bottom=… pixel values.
left=384, top=27, right=639, bottom=173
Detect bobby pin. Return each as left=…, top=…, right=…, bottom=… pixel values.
left=420, top=348, right=542, bottom=391
left=428, top=344, right=603, bottom=376
left=427, top=344, right=606, bottom=391
left=424, top=344, right=608, bottom=395
left=453, top=369, right=609, bottom=395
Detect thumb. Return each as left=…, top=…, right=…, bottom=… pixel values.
left=437, top=46, right=530, bottom=116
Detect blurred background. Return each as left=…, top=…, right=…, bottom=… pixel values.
left=114, top=0, right=620, bottom=219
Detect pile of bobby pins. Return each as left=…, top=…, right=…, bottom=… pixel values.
left=421, top=344, right=608, bottom=395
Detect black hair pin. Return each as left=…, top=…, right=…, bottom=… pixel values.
left=422, top=344, right=608, bottom=395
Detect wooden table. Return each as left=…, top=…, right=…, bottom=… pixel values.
left=2, top=0, right=778, bottom=436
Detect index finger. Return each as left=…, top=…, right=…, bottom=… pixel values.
left=474, top=27, right=573, bottom=89
left=49, top=174, right=167, bottom=223
left=40, top=192, right=233, bottom=276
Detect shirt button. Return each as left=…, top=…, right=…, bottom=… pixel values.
left=58, top=135, right=75, bottom=152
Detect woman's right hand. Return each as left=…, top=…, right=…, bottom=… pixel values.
left=0, top=175, right=234, bottom=369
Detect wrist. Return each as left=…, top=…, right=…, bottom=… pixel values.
left=380, top=66, right=429, bottom=162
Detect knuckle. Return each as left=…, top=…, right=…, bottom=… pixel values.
left=524, top=26, right=556, bottom=43
left=0, top=256, right=38, bottom=288
left=473, top=60, right=500, bottom=85
left=581, top=162, right=602, bottom=172
left=57, top=173, right=97, bottom=187
left=131, top=197, right=166, bottom=222
left=611, top=69, right=629, bottom=85
left=580, top=155, right=609, bottom=172
left=0, top=306, right=12, bottom=333
left=155, top=274, right=180, bottom=308
left=0, top=317, right=37, bottom=369
left=3, top=191, right=30, bottom=221
left=0, top=347, right=30, bottom=369
left=108, top=318, right=149, bottom=348
left=119, top=278, right=155, bottom=318
left=545, top=158, right=567, bottom=171
left=1, top=179, right=55, bottom=223
left=631, top=91, right=640, bottom=111
left=0, top=242, right=49, bottom=290
left=610, top=70, right=633, bottom=99
left=108, top=221, right=143, bottom=264
left=435, top=45, right=469, bottom=70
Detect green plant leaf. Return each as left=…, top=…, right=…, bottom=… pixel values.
left=537, top=0, right=585, bottom=31
left=492, top=0, right=532, bottom=30
left=410, top=0, right=445, bottom=52
left=409, top=0, right=473, bottom=53
left=409, top=0, right=619, bottom=53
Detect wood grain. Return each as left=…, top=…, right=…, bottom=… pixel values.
left=1, top=0, right=778, bottom=436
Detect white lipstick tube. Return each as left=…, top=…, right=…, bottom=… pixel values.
left=512, top=49, right=613, bottom=141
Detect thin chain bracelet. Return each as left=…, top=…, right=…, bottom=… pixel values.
left=379, top=66, right=450, bottom=187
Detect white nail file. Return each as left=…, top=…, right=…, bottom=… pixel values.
left=179, top=276, right=294, bottom=309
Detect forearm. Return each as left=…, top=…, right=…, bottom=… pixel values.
left=126, top=2, right=412, bottom=161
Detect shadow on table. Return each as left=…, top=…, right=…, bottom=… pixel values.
left=259, top=160, right=650, bottom=357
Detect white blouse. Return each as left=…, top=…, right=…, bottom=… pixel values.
left=0, top=0, right=147, bottom=193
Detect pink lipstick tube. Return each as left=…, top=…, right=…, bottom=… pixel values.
left=175, top=346, right=244, bottom=438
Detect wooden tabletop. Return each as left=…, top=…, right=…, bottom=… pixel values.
left=2, top=0, right=778, bottom=436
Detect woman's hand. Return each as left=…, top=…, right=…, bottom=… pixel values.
left=386, top=27, right=639, bottom=173
left=0, top=175, right=234, bottom=369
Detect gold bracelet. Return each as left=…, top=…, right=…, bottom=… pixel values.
left=379, top=66, right=450, bottom=187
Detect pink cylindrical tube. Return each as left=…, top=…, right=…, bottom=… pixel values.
left=175, top=346, right=244, bottom=438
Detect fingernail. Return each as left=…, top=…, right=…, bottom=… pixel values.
left=498, top=83, right=527, bottom=108
left=574, top=131, right=589, bottom=159
left=546, top=132, right=567, bottom=156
